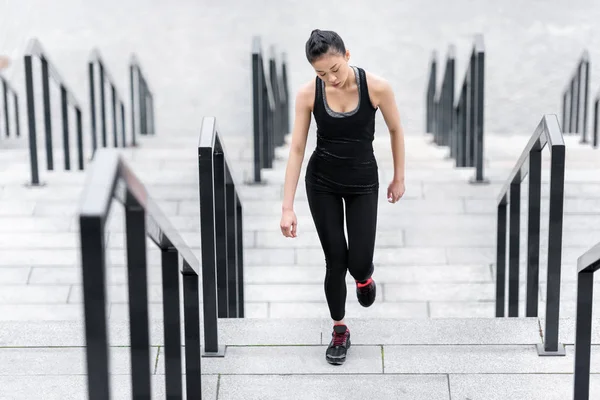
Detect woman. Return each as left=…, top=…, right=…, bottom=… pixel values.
left=279, top=29, right=406, bottom=365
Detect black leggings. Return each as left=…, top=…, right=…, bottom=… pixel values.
left=306, top=183, right=378, bottom=321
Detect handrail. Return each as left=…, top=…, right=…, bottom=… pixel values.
left=78, top=148, right=202, bottom=399
left=24, top=38, right=85, bottom=185
left=561, top=51, right=589, bottom=143
left=252, top=36, right=287, bottom=183
left=198, top=116, right=245, bottom=357
left=453, top=34, right=487, bottom=184
left=88, top=48, right=129, bottom=153
left=495, top=114, right=566, bottom=357
left=0, top=72, right=21, bottom=138
left=427, top=34, right=486, bottom=184
left=425, top=51, right=437, bottom=134
left=129, top=53, right=155, bottom=137
left=573, top=242, right=600, bottom=399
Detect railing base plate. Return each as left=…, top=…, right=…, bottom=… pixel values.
left=468, top=177, right=490, bottom=185
left=536, top=342, right=566, bottom=356
left=24, top=181, right=47, bottom=188
left=202, top=345, right=226, bottom=358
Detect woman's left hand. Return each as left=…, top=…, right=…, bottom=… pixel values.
left=387, top=179, right=405, bottom=203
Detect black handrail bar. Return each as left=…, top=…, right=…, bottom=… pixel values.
left=24, top=38, right=84, bottom=185
left=78, top=148, right=203, bottom=399
left=433, top=45, right=455, bottom=147
left=129, top=54, right=155, bottom=137
left=561, top=51, right=589, bottom=143
left=0, top=72, right=21, bottom=138
left=592, top=87, right=599, bottom=148
left=425, top=51, right=437, bottom=134
left=573, top=242, right=600, bottom=399
left=198, top=116, right=245, bottom=357
left=495, top=114, right=566, bottom=357
left=89, top=48, right=129, bottom=153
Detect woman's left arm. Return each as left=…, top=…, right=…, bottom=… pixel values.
left=372, top=76, right=405, bottom=202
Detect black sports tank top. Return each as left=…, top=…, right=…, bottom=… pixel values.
left=305, top=66, right=379, bottom=194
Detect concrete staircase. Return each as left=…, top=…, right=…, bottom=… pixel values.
left=3, top=121, right=600, bottom=398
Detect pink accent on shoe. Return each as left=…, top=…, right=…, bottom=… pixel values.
left=356, top=278, right=373, bottom=288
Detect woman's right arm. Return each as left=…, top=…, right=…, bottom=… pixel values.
left=280, top=83, right=312, bottom=237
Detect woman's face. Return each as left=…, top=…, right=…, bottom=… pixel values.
left=311, top=50, right=351, bottom=88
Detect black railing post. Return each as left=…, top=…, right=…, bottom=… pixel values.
left=214, top=138, right=229, bottom=319
left=581, top=52, right=590, bottom=144
left=41, top=58, right=53, bottom=171
left=60, top=85, right=71, bottom=170
left=24, top=54, right=40, bottom=186
left=573, top=244, right=600, bottom=400
left=79, top=214, right=110, bottom=400
left=269, top=46, right=282, bottom=148
left=111, top=86, right=118, bottom=147
left=76, top=109, right=84, bottom=170
left=124, top=197, right=152, bottom=397
left=539, top=136, right=566, bottom=356
left=426, top=51, right=437, bottom=134
left=14, top=91, right=20, bottom=137
left=226, top=165, right=239, bottom=317
left=495, top=196, right=507, bottom=317
left=99, top=63, right=107, bottom=147
left=525, top=147, right=542, bottom=317
left=236, top=196, right=245, bottom=318
left=573, top=269, right=594, bottom=400
left=252, top=36, right=264, bottom=183
left=593, top=94, right=599, bottom=148
left=508, top=179, right=521, bottom=317
left=130, top=63, right=136, bottom=146
left=198, top=117, right=226, bottom=357
left=526, top=148, right=541, bottom=317
left=161, top=249, right=183, bottom=398
left=281, top=52, right=290, bottom=136
left=88, top=61, right=98, bottom=154
left=2, top=80, right=9, bottom=137
left=182, top=268, right=202, bottom=397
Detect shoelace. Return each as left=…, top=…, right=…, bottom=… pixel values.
left=333, top=331, right=347, bottom=346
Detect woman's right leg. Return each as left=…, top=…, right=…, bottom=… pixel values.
left=305, top=183, right=348, bottom=323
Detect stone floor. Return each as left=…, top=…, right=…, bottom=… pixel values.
left=1, top=318, right=600, bottom=399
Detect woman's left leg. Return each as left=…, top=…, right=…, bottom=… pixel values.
left=344, top=190, right=378, bottom=307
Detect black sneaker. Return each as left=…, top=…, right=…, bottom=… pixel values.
left=326, top=325, right=351, bottom=365
left=356, top=277, right=376, bottom=307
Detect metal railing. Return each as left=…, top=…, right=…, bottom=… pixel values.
left=79, top=148, right=204, bottom=399
left=573, top=242, right=600, bottom=400
left=130, top=54, right=154, bottom=137
left=561, top=51, right=589, bottom=143
left=0, top=72, right=20, bottom=138
left=454, top=34, right=487, bottom=183
left=495, top=114, right=566, bottom=356
left=425, top=51, right=437, bottom=134
left=251, top=36, right=290, bottom=183
left=24, top=38, right=84, bottom=186
left=89, top=49, right=130, bottom=153
left=432, top=45, right=455, bottom=147
left=198, top=116, right=245, bottom=357
left=425, top=34, right=487, bottom=184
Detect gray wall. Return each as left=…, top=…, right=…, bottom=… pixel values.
left=1, top=0, right=598, bottom=140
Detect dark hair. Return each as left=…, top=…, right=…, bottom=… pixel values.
left=305, top=29, right=346, bottom=63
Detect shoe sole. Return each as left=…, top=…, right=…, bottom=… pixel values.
left=326, top=339, right=351, bottom=365
left=357, top=281, right=376, bottom=307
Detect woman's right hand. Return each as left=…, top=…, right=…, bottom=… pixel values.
left=280, top=208, right=297, bottom=238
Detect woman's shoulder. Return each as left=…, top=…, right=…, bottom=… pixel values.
left=361, top=68, right=392, bottom=94
left=294, top=79, right=317, bottom=109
